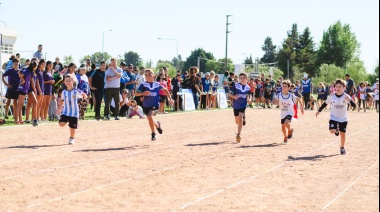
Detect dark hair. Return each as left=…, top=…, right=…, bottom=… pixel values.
left=335, top=79, right=346, bottom=87
left=100, top=61, right=106, bottom=65
left=229, top=72, right=235, bottom=77
left=282, top=80, right=291, bottom=88
left=46, top=61, right=53, bottom=69
left=38, top=59, right=46, bottom=69
left=25, top=59, right=30, bottom=63
left=140, top=67, right=145, bottom=70
left=12, top=58, right=20, bottom=63
left=91, top=64, right=96, bottom=70
left=16, top=53, right=20, bottom=56
left=239, top=73, right=248, bottom=78
left=224, top=72, right=229, bottom=77
left=68, top=63, right=77, bottom=68
left=28, top=61, right=38, bottom=70
left=345, top=74, right=350, bottom=77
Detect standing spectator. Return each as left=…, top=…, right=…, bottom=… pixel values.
left=301, top=74, right=313, bottom=109
left=222, top=72, right=229, bottom=96
left=210, top=72, right=219, bottom=109
left=5, top=55, right=16, bottom=71
left=269, top=74, right=276, bottom=102
left=330, top=81, right=336, bottom=95
left=172, top=73, right=183, bottom=111
left=158, top=74, right=168, bottom=114
left=372, top=78, right=379, bottom=90
left=345, top=74, right=356, bottom=110
left=182, top=66, right=202, bottom=110
left=104, top=58, right=122, bottom=120
left=89, top=61, right=106, bottom=121
left=263, top=79, right=272, bottom=109
left=119, top=62, right=130, bottom=92
left=36, top=59, right=46, bottom=121
left=125, top=64, right=137, bottom=99
left=33, top=44, right=44, bottom=60
left=182, top=71, right=189, bottom=80
left=201, top=72, right=211, bottom=110
left=136, top=67, right=146, bottom=88
left=76, top=66, right=90, bottom=119
left=53, top=57, right=64, bottom=73
left=248, top=77, right=256, bottom=108
left=15, top=53, right=22, bottom=69
left=374, top=83, right=379, bottom=113
left=41, top=61, right=55, bottom=122
left=358, top=82, right=367, bottom=112
left=85, top=59, right=92, bottom=71
left=2, top=58, right=20, bottom=121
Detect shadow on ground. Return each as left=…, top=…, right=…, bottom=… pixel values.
left=237, top=143, right=285, bottom=149
left=0, top=144, right=66, bottom=150
left=185, top=141, right=228, bottom=147
left=75, top=145, right=149, bottom=152
left=287, top=154, right=340, bottom=161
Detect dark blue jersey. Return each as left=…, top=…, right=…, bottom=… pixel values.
left=137, top=82, right=163, bottom=108
left=230, top=83, right=250, bottom=109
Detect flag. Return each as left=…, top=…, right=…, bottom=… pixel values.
left=293, top=104, right=298, bottom=121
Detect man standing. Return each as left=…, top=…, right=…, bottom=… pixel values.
left=345, top=74, right=356, bottom=110
left=89, top=61, right=106, bottom=121
left=104, top=58, right=122, bottom=120
left=301, top=74, right=313, bottom=109
left=172, top=73, right=183, bottom=111
left=372, top=78, right=379, bottom=90
left=269, top=74, right=276, bottom=102
left=33, top=44, right=44, bottom=60
left=119, top=62, right=130, bottom=92
left=53, top=57, right=64, bottom=73
left=125, top=64, right=137, bottom=99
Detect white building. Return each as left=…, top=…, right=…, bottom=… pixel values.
left=0, top=26, right=19, bottom=69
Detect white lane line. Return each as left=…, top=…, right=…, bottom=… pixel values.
left=322, top=159, right=379, bottom=210
left=178, top=124, right=379, bottom=210
left=24, top=122, right=330, bottom=209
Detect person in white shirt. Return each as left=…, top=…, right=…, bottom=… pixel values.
left=374, top=83, right=379, bottom=113
left=316, top=79, right=357, bottom=155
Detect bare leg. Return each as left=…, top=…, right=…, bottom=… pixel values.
left=340, top=132, right=346, bottom=148
left=16, top=95, right=26, bottom=123
left=5, top=99, right=11, bottom=118
left=237, top=113, right=244, bottom=135
left=70, top=128, right=75, bottom=138
left=12, top=99, right=18, bottom=122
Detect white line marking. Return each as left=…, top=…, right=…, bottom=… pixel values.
left=179, top=124, right=379, bottom=210
left=322, top=159, right=379, bottom=210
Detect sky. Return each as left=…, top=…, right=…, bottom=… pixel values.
left=0, top=0, right=379, bottom=72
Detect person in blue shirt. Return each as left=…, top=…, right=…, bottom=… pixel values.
left=2, top=58, right=20, bottom=121
left=136, top=69, right=174, bottom=141
left=126, top=64, right=137, bottom=98
left=200, top=72, right=211, bottom=110
left=301, top=74, right=313, bottom=109
left=119, top=62, right=130, bottom=93
left=229, top=73, right=252, bottom=143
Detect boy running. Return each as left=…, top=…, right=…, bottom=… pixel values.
left=57, top=74, right=87, bottom=145
left=136, top=69, right=174, bottom=141
left=229, top=73, right=252, bottom=143
left=274, top=80, right=305, bottom=143
left=316, top=79, right=357, bottom=155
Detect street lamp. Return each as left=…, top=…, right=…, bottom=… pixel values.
left=158, top=38, right=179, bottom=70
left=225, top=15, right=233, bottom=72
left=102, top=29, right=112, bottom=61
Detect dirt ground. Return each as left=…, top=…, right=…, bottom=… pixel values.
left=0, top=108, right=378, bottom=211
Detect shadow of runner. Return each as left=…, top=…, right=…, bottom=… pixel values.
left=185, top=141, right=228, bottom=147
left=287, top=154, right=340, bottom=161
left=0, top=144, right=66, bottom=150
left=75, top=145, right=149, bottom=152
left=237, top=143, right=285, bottom=149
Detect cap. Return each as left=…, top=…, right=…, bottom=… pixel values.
left=206, top=72, right=210, bottom=75
left=304, top=74, right=308, bottom=78
left=120, top=62, right=127, bottom=66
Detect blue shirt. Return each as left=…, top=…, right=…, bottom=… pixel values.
left=126, top=72, right=137, bottom=90
left=137, top=82, right=163, bottom=108
left=33, top=51, right=44, bottom=59
left=230, top=83, right=250, bottom=109
left=201, top=78, right=211, bottom=92
left=61, top=89, right=83, bottom=118
left=302, top=79, right=312, bottom=94
left=3, top=68, right=20, bottom=92
left=276, top=85, right=282, bottom=94
left=212, top=80, right=219, bottom=92
left=5, top=61, right=13, bottom=71
left=36, top=69, right=45, bottom=94
left=120, top=71, right=131, bottom=84
left=18, top=68, right=33, bottom=94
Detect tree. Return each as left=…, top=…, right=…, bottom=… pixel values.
left=183, top=48, right=215, bottom=72
left=277, top=24, right=300, bottom=78
left=204, top=58, right=234, bottom=74
left=171, top=55, right=185, bottom=72
left=156, top=61, right=177, bottom=78
left=260, top=37, right=277, bottom=64
left=79, top=52, right=112, bottom=65
left=63, top=55, right=74, bottom=65
left=123, top=51, right=142, bottom=67
left=316, top=21, right=360, bottom=68
left=298, top=27, right=317, bottom=77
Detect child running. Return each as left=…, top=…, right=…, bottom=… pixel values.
left=135, top=69, right=173, bottom=141
left=57, top=74, right=87, bottom=145
left=316, top=79, right=357, bottom=155
left=229, top=73, right=252, bottom=143
left=274, top=80, right=305, bottom=143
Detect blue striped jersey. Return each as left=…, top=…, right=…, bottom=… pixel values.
left=230, top=83, right=251, bottom=109
left=137, top=82, right=163, bottom=108
left=61, top=89, right=83, bottom=118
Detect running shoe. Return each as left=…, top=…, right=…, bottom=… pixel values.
left=32, top=120, right=38, bottom=127
left=152, top=133, right=157, bottom=141
left=69, top=138, right=75, bottom=145
left=288, top=129, right=294, bottom=139
left=157, top=121, right=163, bottom=134
left=25, top=120, right=31, bottom=124
left=284, top=137, right=288, bottom=143
left=340, top=147, right=346, bottom=155
left=236, top=134, right=241, bottom=143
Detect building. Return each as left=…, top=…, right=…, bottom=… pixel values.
left=0, top=26, right=19, bottom=69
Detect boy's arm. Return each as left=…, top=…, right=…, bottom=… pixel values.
left=163, top=88, right=174, bottom=105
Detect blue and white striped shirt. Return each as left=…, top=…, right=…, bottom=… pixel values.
left=61, top=89, right=83, bottom=118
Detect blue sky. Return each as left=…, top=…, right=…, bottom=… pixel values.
left=0, top=0, right=379, bottom=72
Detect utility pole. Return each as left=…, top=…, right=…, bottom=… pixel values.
left=197, top=57, right=201, bottom=71
left=225, top=15, right=232, bottom=72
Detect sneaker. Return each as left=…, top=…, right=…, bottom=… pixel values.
left=69, top=138, right=75, bottom=145
left=335, top=130, right=340, bottom=136
left=151, top=133, right=157, bottom=141
left=157, top=121, right=163, bottom=134
left=340, top=147, right=346, bottom=155
left=236, top=134, right=241, bottom=143
left=32, top=120, right=38, bottom=127
left=115, top=116, right=120, bottom=120
left=25, top=120, right=31, bottom=124
left=103, top=115, right=110, bottom=121
left=284, top=137, right=288, bottom=143
left=288, top=129, right=294, bottom=139
left=243, top=116, right=246, bottom=126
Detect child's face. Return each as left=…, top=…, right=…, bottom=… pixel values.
left=319, top=84, right=323, bottom=88
left=239, top=75, right=248, bottom=84
left=145, top=72, right=154, bottom=82
left=64, top=77, right=74, bottom=88
left=132, top=102, right=136, bottom=107
left=335, top=84, right=345, bottom=93
left=282, top=84, right=290, bottom=92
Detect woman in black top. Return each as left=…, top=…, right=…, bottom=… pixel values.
left=182, top=66, right=202, bottom=110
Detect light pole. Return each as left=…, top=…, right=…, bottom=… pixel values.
left=225, top=15, right=232, bottom=73
left=102, top=29, right=112, bottom=61
left=158, top=38, right=179, bottom=70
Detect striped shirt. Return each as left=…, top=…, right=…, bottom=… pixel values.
left=61, top=89, right=83, bottom=118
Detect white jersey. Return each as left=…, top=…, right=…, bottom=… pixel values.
left=359, top=87, right=366, bottom=100
left=326, top=93, right=352, bottom=123
left=375, top=89, right=379, bottom=101
left=276, top=93, right=297, bottom=119
left=61, top=89, right=83, bottom=118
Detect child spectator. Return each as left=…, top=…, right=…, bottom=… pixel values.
left=128, top=100, right=145, bottom=119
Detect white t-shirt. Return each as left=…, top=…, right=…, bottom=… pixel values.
left=111, top=94, right=129, bottom=108
left=326, top=94, right=352, bottom=123
left=375, top=89, right=379, bottom=101
left=275, top=93, right=296, bottom=119
left=359, top=87, right=366, bottom=100
left=136, top=74, right=145, bottom=88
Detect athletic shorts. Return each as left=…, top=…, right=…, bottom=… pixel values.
left=233, top=108, right=246, bottom=117
left=6, top=90, right=19, bottom=100
left=255, top=92, right=260, bottom=98
left=18, top=90, right=27, bottom=96
left=59, top=115, right=78, bottom=129
left=281, top=115, right=293, bottom=124
left=159, top=95, right=167, bottom=103
left=329, top=120, right=348, bottom=133
left=264, top=93, right=271, bottom=99
left=143, top=106, right=158, bottom=116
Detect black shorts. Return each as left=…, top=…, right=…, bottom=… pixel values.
left=159, top=95, right=167, bottom=103
left=233, top=108, right=246, bottom=117
left=264, top=93, right=271, bottom=99
left=255, top=91, right=260, bottom=98
left=59, top=115, right=78, bottom=129
left=281, top=115, right=293, bottom=124
left=143, top=106, right=158, bottom=116
left=18, top=91, right=27, bottom=96
left=6, top=90, right=19, bottom=100
left=329, top=120, right=348, bottom=133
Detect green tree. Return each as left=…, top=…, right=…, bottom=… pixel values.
left=183, top=48, right=215, bottom=72
left=156, top=61, right=177, bottom=78
left=277, top=23, right=300, bottom=78
left=63, top=55, right=74, bottom=65
left=316, top=21, right=360, bottom=68
left=171, top=55, right=185, bottom=72
left=204, top=58, right=234, bottom=74
left=298, top=27, right=317, bottom=77
left=80, top=52, right=112, bottom=65
left=123, top=51, right=142, bottom=67
left=260, top=37, right=277, bottom=63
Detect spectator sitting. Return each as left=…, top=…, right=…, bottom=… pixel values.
left=111, top=89, right=131, bottom=117
left=128, top=100, right=145, bottom=119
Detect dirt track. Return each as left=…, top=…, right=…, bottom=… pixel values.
left=0, top=108, right=378, bottom=211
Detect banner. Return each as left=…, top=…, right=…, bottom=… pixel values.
left=217, top=89, right=228, bottom=109
left=180, top=89, right=196, bottom=111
